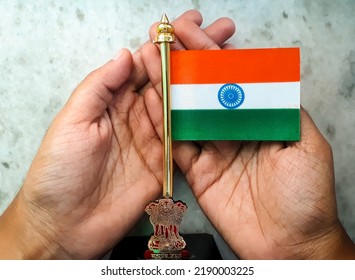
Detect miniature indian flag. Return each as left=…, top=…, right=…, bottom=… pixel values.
left=170, top=48, right=300, bottom=141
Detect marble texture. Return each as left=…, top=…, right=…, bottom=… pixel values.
left=0, top=0, right=355, bottom=259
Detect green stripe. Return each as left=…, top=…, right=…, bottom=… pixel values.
left=172, top=109, right=300, bottom=141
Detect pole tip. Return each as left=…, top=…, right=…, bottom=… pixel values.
left=161, top=13, right=169, bottom=24
left=154, top=13, right=175, bottom=44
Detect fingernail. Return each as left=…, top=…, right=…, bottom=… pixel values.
left=113, top=49, right=124, bottom=60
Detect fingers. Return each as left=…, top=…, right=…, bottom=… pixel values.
left=127, top=47, right=150, bottom=94
left=221, top=43, right=236, bottom=50
left=288, top=107, right=332, bottom=157
left=143, top=13, right=236, bottom=99
left=176, top=17, right=235, bottom=50
left=144, top=88, right=164, bottom=140
left=129, top=10, right=204, bottom=91
left=138, top=10, right=206, bottom=93
left=141, top=43, right=162, bottom=95
left=64, top=49, right=133, bottom=123
left=173, top=142, right=201, bottom=176
left=148, top=14, right=235, bottom=51
left=149, top=10, right=204, bottom=50
left=144, top=87, right=201, bottom=175
left=203, top=18, right=236, bottom=47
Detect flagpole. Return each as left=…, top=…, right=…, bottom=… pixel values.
left=143, top=15, right=188, bottom=259
left=154, top=14, right=175, bottom=198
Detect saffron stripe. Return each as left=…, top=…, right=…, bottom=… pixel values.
left=171, top=48, right=300, bottom=84
left=171, top=109, right=300, bottom=141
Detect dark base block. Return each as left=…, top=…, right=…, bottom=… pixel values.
left=143, top=249, right=190, bottom=260
left=110, top=233, right=222, bottom=260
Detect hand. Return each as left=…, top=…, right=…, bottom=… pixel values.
left=144, top=27, right=355, bottom=259
left=174, top=109, right=355, bottom=259
left=0, top=10, right=235, bottom=259
left=0, top=48, right=162, bottom=259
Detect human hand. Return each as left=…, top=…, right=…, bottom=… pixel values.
left=0, top=47, right=162, bottom=259
left=144, top=24, right=355, bottom=259
left=0, top=10, right=235, bottom=259
left=175, top=109, right=355, bottom=259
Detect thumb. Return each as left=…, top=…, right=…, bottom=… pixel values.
left=290, top=107, right=332, bottom=158
left=64, top=48, right=133, bottom=123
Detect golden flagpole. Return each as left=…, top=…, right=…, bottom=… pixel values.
left=144, top=14, right=188, bottom=259
left=154, top=14, right=175, bottom=198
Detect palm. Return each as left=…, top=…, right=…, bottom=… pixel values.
left=173, top=117, right=338, bottom=259
left=75, top=89, right=163, bottom=255
left=21, top=71, right=162, bottom=258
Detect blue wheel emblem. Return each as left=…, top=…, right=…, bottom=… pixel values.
left=218, top=83, right=244, bottom=109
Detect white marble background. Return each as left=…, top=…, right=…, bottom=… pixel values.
left=0, top=0, right=354, bottom=259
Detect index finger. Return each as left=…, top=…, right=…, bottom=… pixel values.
left=149, top=15, right=235, bottom=50
left=128, top=10, right=204, bottom=91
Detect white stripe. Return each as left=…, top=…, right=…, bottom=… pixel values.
left=171, top=82, right=300, bottom=110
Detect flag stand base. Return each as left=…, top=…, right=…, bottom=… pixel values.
left=110, top=233, right=222, bottom=260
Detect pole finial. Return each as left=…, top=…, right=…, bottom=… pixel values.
left=161, top=13, right=169, bottom=23
left=154, top=13, right=176, bottom=44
